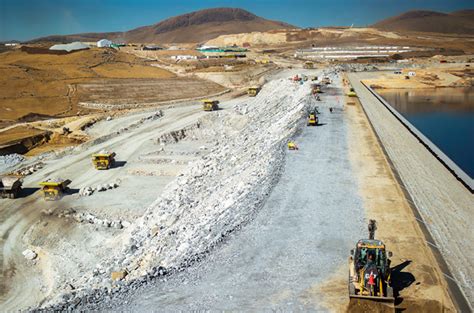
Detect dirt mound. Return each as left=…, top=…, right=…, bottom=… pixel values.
left=31, top=8, right=295, bottom=44
left=372, top=10, right=474, bottom=34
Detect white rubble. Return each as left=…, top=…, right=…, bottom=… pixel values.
left=22, top=249, right=37, bottom=260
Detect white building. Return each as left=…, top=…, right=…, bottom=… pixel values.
left=97, top=39, right=112, bottom=48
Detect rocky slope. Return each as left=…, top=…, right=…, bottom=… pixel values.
left=31, top=8, right=295, bottom=43
left=372, top=9, right=474, bottom=34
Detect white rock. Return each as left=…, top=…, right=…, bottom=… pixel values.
left=22, top=249, right=37, bottom=260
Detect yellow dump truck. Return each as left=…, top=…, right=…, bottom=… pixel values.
left=303, top=61, right=314, bottom=69
left=0, top=176, right=22, bottom=199
left=202, top=99, right=219, bottom=111
left=247, top=87, right=260, bottom=97
left=92, top=151, right=116, bottom=170
left=39, top=178, right=71, bottom=201
left=307, top=112, right=318, bottom=126
left=288, top=141, right=298, bottom=150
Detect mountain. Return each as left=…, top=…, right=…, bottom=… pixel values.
left=372, top=9, right=474, bottom=34
left=31, top=8, right=295, bottom=44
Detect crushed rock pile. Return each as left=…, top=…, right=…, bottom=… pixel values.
left=0, top=154, right=26, bottom=173
left=41, top=78, right=312, bottom=310
left=79, top=180, right=120, bottom=197
left=10, top=162, right=44, bottom=176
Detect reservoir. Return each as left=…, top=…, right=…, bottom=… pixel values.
left=377, top=87, right=474, bottom=179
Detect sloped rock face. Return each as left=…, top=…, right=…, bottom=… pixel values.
left=41, top=78, right=311, bottom=309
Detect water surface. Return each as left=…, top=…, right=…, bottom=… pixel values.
left=378, top=87, right=474, bottom=178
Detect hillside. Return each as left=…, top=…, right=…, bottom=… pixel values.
left=372, top=10, right=474, bottom=34
left=32, top=8, right=295, bottom=44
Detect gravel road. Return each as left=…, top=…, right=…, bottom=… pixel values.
left=103, top=74, right=366, bottom=311
left=349, top=72, right=473, bottom=310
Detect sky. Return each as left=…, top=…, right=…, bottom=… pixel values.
left=0, top=0, right=472, bottom=41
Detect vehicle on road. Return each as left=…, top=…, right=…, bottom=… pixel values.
left=92, top=151, right=116, bottom=170
left=0, top=176, right=22, bottom=199
left=202, top=99, right=219, bottom=111
left=247, top=86, right=260, bottom=97
left=307, top=112, right=318, bottom=126
left=287, top=141, right=298, bottom=150
left=348, top=220, right=395, bottom=302
left=39, top=178, right=71, bottom=201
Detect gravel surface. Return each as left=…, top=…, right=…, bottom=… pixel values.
left=81, top=73, right=366, bottom=311
left=0, top=154, right=25, bottom=174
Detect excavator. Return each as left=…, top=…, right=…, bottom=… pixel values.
left=92, top=151, right=116, bottom=170
left=202, top=99, right=219, bottom=111
left=39, top=178, right=71, bottom=201
left=348, top=220, right=395, bottom=302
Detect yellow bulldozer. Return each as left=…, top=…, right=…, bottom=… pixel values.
left=39, top=178, right=71, bottom=201
left=247, top=86, right=260, bottom=97
left=202, top=99, right=219, bottom=111
left=92, top=151, right=116, bottom=170
left=348, top=220, right=394, bottom=302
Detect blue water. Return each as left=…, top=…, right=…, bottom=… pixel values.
left=378, top=88, right=474, bottom=179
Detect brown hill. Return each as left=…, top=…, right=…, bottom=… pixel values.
left=32, top=8, right=295, bottom=44
left=372, top=9, right=474, bottom=34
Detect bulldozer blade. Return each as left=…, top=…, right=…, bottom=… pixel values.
left=349, top=294, right=395, bottom=302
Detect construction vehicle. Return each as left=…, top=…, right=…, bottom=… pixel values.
left=0, top=176, right=22, bottom=199
left=307, top=111, right=318, bottom=126
left=202, top=99, right=219, bottom=111
left=348, top=87, right=357, bottom=97
left=287, top=141, right=298, bottom=150
left=303, top=61, right=314, bottom=69
left=348, top=220, right=394, bottom=302
left=322, top=77, right=331, bottom=85
left=39, top=178, right=71, bottom=201
left=92, top=151, right=116, bottom=170
left=292, top=75, right=302, bottom=82
left=311, top=84, right=322, bottom=95
left=311, top=76, right=318, bottom=81
left=247, top=86, right=260, bottom=97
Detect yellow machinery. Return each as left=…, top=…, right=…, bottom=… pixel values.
left=347, top=87, right=357, bottom=97
left=307, top=112, right=318, bottom=126
left=202, top=99, right=219, bottom=111
left=287, top=141, right=298, bottom=150
left=39, top=179, right=71, bottom=201
left=92, top=151, right=116, bottom=170
left=247, top=87, right=260, bottom=97
left=348, top=220, right=394, bottom=302
left=322, top=77, right=331, bottom=85
left=303, top=61, right=314, bottom=69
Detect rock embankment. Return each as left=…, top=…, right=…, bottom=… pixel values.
left=40, top=78, right=311, bottom=310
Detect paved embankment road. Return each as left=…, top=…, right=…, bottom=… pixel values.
left=107, top=75, right=366, bottom=311
left=349, top=72, right=473, bottom=310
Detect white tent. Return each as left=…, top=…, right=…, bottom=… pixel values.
left=97, top=39, right=112, bottom=48
left=49, top=42, right=89, bottom=52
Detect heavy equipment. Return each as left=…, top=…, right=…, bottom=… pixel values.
left=322, top=77, right=331, bottom=85
left=312, top=84, right=322, bottom=95
left=307, top=111, right=319, bottom=126
left=39, top=178, right=71, bottom=201
left=287, top=141, right=298, bottom=150
left=202, top=99, right=219, bottom=111
left=303, top=61, right=314, bottom=69
left=348, top=220, right=394, bottom=302
left=0, top=176, right=22, bottom=199
left=348, top=88, right=357, bottom=97
left=92, top=151, right=116, bottom=170
left=247, top=86, right=260, bottom=97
